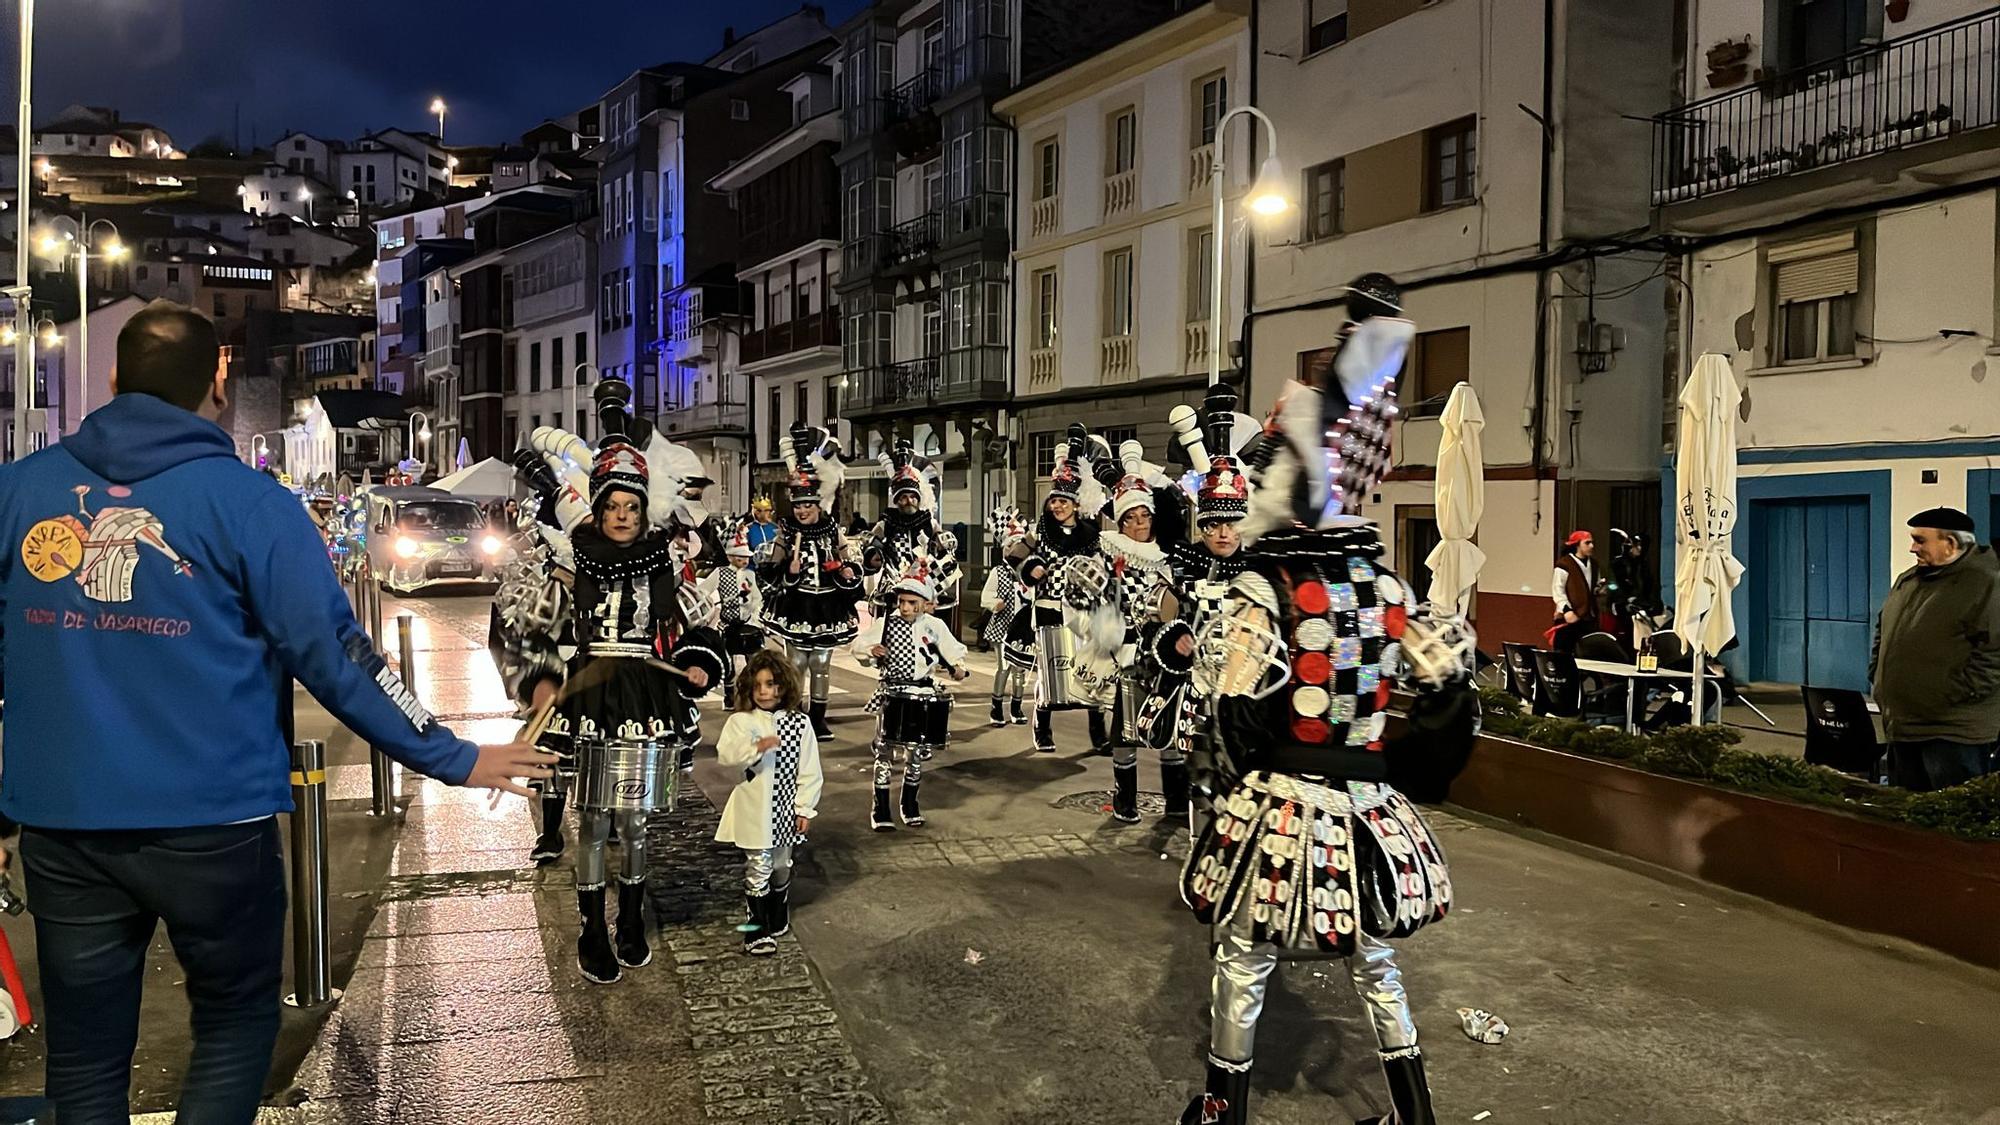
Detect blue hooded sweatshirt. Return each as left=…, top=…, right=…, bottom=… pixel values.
left=0, top=393, right=478, bottom=830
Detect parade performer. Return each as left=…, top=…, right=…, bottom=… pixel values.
left=761, top=424, right=861, bottom=739
left=1018, top=426, right=1117, bottom=754
left=1177, top=274, right=1480, bottom=1125
left=853, top=560, right=969, bottom=830
left=1099, top=442, right=1180, bottom=823
left=866, top=440, right=960, bottom=616
left=715, top=649, right=822, bottom=956
left=700, top=521, right=767, bottom=707
left=745, top=496, right=781, bottom=554
left=979, top=506, right=1034, bottom=727
left=491, top=381, right=727, bottom=985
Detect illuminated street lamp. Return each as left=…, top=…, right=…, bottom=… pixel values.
left=39, top=214, right=123, bottom=419
left=1205, top=106, right=1291, bottom=387
left=430, top=98, right=447, bottom=142
left=301, top=186, right=313, bottom=224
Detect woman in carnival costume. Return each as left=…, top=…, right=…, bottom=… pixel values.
left=699, top=520, right=766, bottom=708
left=1096, top=440, right=1184, bottom=824
left=1177, top=273, right=1480, bottom=1125
left=978, top=506, right=1035, bottom=727
left=489, top=380, right=728, bottom=985
left=760, top=424, right=861, bottom=739
left=1016, top=426, right=1118, bottom=755
left=865, top=439, right=960, bottom=619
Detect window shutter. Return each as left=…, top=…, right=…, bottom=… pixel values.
left=1771, top=230, right=1859, bottom=304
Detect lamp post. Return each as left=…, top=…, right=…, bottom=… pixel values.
left=10, top=0, right=35, bottom=463
left=408, top=409, right=431, bottom=477
left=301, top=187, right=313, bottom=225
left=251, top=433, right=269, bottom=469
left=430, top=99, right=447, bottom=143
left=40, top=214, right=124, bottom=423
left=571, top=363, right=592, bottom=439
left=1206, top=105, right=1291, bottom=387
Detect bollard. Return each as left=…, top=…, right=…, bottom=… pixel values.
left=285, top=740, right=340, bottom=1008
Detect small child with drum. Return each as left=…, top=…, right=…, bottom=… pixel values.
left=853, top=561, right=968, bottom=832
left=714, top=650, right=823, bottom=957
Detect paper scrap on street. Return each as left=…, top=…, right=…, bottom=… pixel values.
left=1458, top=1006, right=1510, bottom=1044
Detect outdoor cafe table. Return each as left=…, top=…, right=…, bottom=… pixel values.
left=1574, top=658, right=1694, bottom=734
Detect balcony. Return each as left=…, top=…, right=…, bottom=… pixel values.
left=658, top=400, right=751, bottom=439
left=943, top=191, right=1009, bottom=245
left=1102, top=169, right=1138, bottom=221
left=880, top=211, right=941, bottom=276
left=668, top=282, right=750, bottom=361
left=1029, top=196, right=1061, bottom=240
left=845, top=355, right=1009, bottom=418
left=884, top=71, right=944, bottom=161
left=1100, top=335, right=1136, bottom=383
left=1183, top=320, right=1211, bottom=375
left=1028, top=347, right=1059, bottom=388
left=1188, top=148, right=1216, bottom=195
left=1652, top=8, right=2000, bottom=209
left=741, top=308, right=841, bottom=365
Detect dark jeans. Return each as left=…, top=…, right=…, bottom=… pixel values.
left=20, top=819, right=287, bottom=1125
left=1887, top=738, right=1996, bottom=792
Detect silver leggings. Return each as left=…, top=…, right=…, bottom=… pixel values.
left=990, top=663, right=1028, bottom=702
left=872, top=739, right=932, bottom=787
left=785, top=642, right=835, bottom=702
left=1207, top=907, right=1419, bottom=1065
left=742, top=844, right=795, bottom=896
left=574, top=807, right=649, bottom=890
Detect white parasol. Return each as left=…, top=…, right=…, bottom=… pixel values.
left=1424, top=382, right=1486, bottom=616
left=1672, top=353, right=1745, bottom=725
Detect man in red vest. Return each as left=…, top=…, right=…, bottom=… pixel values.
left=1551, top=529, right=1601, bottom=653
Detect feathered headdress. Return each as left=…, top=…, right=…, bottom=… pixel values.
left=784, top=423, right=843, bottom=511
left=1168, top=384, right=1258, bottom=527
left=589, top=443, right=650, bottom=509
left=879, top=439, right=937, bottom=512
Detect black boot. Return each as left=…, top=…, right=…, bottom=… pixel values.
left=871, top=785, right=896, bottom=832
left=767, top=885, right=791, bottom=938
left=678, top=743, right=696, bottom=772
left=530, top=793, right=566, bottom=865
left=1033, top=707, right=1055, bottom=753
left=1110, top=763, right=1140, bottom=824
left=1359, top=1047, right=1435, bottom=1125
left=900, top=781, right=925, bottom=827
left=1010, top=697, right=1029, bottom=725
left=615, top=880, right=651, bottom=968
left=1159, top=760, right=1191, bottom=825
left=576, top=888, right=620, bottom=984
left=990, top=697, right=1007, bottom=727
left=1088, top=709, right=1112, bottom=756
left=1179, top=1056, right=1251, bottom=1125
left=743, top=893, right=776, bottom=956
left=810, top=699, right=833, bottom=739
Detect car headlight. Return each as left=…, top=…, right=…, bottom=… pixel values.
left=481, top=535, right=503, bottom=556
left=394, top=537, right=419, bottom=559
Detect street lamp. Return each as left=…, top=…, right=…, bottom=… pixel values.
left=39, top=214, right=123, bottom=420
left=12, top=0, right=37, bottom=464
left=301, top=187, right=313, bottom=224
left=408, top=409, right=430, bottom=475
left=250, top=433, right=269, bottom=469
left=1206, top=105, right=1291, bottom=387
left=570, top=363, right=592, bottom=438
left=430, top=98, right=447, bottom=142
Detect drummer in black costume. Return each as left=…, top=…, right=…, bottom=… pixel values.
left=867, top=440, right=959, bottom=618
left=1018, top=426, right=1116, bottom=754
left=1176, top=274, right=1480, bottom=1125
left=761, top=424, right=861, bottom=739
left=853, top=560, right=968, bottom=830
left=700, top=521, right=766, bottom=708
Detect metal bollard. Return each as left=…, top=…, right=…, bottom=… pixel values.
left=285, top=740, right=340, bottom=1008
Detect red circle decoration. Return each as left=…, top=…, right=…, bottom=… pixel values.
left=1295, top=652, right=1331, bottom=684
left=1384, top=604, right=1408, bottom=638
left=1294, top=581, right=1330, bottom=616
left=1291, top=716, right=1331, bottom=744
left=1375, top=682, right=1392, bottom=710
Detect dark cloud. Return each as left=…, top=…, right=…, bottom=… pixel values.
left=12, top=0, right=863, bottom=148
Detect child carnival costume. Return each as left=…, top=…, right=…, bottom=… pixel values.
left=490, top=380, right=728, bottom=986
left=715, top=651, right=823, bottom=957
left=761, top=424, right=862, bottom=739
left=853, top=560, right=969, bottom=830
left=1177, top=274, right=1480, bottom=1125
left=699, top=521, right=766, bottom=707
left=979, top=506, right=1034, bottom=727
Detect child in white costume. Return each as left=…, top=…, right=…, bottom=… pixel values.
left=714, top=650, right=823, bottom=956
left=853, top=561, right=967, bottom=831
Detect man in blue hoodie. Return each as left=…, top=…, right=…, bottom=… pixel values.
left=0, top=301, right=553, bottom=1123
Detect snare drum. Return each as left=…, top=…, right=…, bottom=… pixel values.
left=1035, top=620, right=1117, bottom=710
left=573, top=738, right=677, bottom=813
left=880, top=688, right=952, bottom=747
left=724, top=623, right=766, bottom=657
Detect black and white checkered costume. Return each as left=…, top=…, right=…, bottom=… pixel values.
left=766, top=711, right=810, bottom=850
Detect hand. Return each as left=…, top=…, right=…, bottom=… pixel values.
left=686, top=667, right=709, bottom=690
left=1175, top=634, right=1195, bottom=658
left=756, top=735, right=780, bottom=752
left=870, top=644, right=888, bottom=659
left=1028, top=564, right=1046, bottom=583
left=464, top=742, right=559, bottom=798
left=952, top=667, right=969, bottom=682
left=789, top=554, right=803, bottom=575
left=795, top=815, right=811, bottom=836
left=1563, top=610, right=1578, bottom=624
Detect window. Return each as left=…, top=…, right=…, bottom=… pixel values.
left=1298, top=345, right=1336, bottom=385
left=504, top=414, right=519, bottom=452
left=983, top=281, right=1006, bottom=346
left=136, top=265, right=149, bottom=281
left=1424, top=117, right=1477, bottom=211
left=768, top=386, right=783, bottom=458
left=552, top=337, right=564, bottom=386
left=1773, top=0, right=1871, bottom=74
left=1193, top=73, right=1228, bottom=147
left=924, top=300, right=944, bottom=357
left=167, top=267, right=180, bottom=283
left=947, top=286, right=971, bottom=350
left=796, top=382, right=809, bottom=430
left=531, top=414, right=542, bottom=432
left=1103, top=247, right=1134, bottom=338
left=1308, top=0, right=1349, bottom=52
left=1107, top=109, right=1137, bottom=175
left=1771, top=232, right=1860, bottom=365
left=576, top=409, right=588, bottom=441
left=1032, top=431, right=1059, bottom=478
left=279, top=191, right=291, bottom=202
left=576, top=332, right=588, bottom=368
left=529, top=342, right=542, bottom=392
left=730, top=99, right=751, bottom=122
left=1304, top=158, right=1344, bottom=241
left=214, top=295, right=227, bottom=317
left=1402, top=327, right=1470, bottom=417
left=1033, top=269, right=1059, bottom=349
left=1101, top=426, right=1137, bottom=451
left=1186, top=228, right=1214, bottom=323
left=1034, top=138, right=1060, bottom=200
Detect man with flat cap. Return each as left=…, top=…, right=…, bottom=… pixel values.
left=1871, top=506, right=2000, bottom=790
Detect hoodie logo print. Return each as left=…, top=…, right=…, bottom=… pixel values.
left=23, top=486, right=195, bottom=602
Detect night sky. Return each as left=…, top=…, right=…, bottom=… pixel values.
left=15, top=0, right=866, bottom=150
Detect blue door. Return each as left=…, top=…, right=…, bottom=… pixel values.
left=1751, top=497, right=1873, bottom=690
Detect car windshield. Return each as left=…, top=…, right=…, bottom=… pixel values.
left=398, top=503, right=485, bottom=532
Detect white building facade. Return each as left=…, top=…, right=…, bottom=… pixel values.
left=503, top=227, right=597, bottom=455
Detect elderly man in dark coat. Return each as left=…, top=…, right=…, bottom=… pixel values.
left=1872, top=506, right=2000, bottom=791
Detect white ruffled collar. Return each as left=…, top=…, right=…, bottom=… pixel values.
left=1102, top=531, right=1168, bottom=567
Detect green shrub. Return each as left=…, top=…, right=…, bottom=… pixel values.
left=1900, top=774, right=2000, bottom=841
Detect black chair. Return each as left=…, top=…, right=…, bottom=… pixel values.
left=1572, top=632, right=1633, bottom=723
left=1802, top=687, right=1885, bottom=781
left=1575, top=632, right=1629, bottom=663
left=1531, top=649, right=1582, bottom=717
left=1502, top=642, right=1542, bottom=707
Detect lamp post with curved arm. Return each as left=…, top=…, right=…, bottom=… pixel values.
left=40, top=214, right=124, bottom=422
left=1206, top=105, right=1291, bottom=388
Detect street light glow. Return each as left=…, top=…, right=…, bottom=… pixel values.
left=101, top=240, right=126, bottom=260
left=1245, top=155, right=1291, bottom=217
left=430, top=98, right=447, bottom=115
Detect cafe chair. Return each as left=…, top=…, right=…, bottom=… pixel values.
left=1530, top=649, right=1583, bottom=718
left=1501, top=642, right=1542, bottom=708
left=1801, top=686, right=1886, bottom=782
